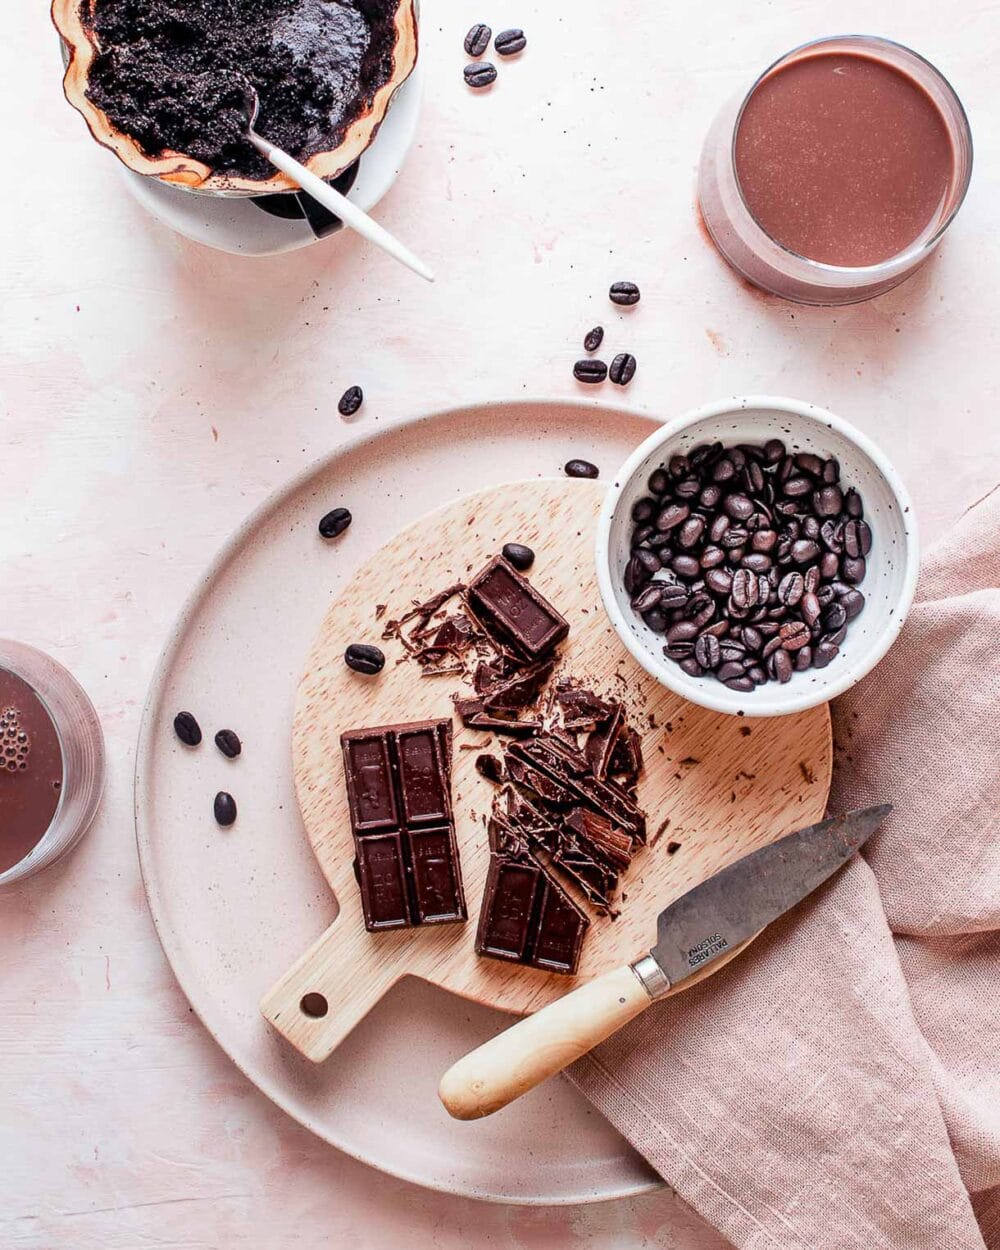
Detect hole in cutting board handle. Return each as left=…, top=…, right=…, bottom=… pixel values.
left=300, top=992, right=329, bottom=1018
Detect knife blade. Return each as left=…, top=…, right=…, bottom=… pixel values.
left=632, top=804, right=892, bottom=997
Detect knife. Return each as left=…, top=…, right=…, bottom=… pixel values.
left=439, top=804, right=891, bottom=1120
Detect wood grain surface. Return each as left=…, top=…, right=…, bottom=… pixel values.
left=261, top=480, right=832, bottom=1060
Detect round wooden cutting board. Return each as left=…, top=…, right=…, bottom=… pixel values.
left=261, top=479, right=832, bottom=1061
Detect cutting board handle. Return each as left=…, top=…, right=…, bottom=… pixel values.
left=261, top=919, right=401, bottom=1061
left=438, top=964, right=653, bottom=1120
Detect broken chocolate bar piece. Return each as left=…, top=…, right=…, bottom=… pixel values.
left=467, top=556, right=569, bottom=660
left=556, top=681, right=616, bottom=732
left=341, top=719, right=466, bottom=931
left=476, top=851, right=589, bottom=975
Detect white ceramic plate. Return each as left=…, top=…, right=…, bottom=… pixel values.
left=134, top=398, right=662, bottom=1204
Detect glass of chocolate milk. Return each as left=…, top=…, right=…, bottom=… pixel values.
left=0, top=641, right=105, bottom=886
left=698, top=36, right=972, bottom=304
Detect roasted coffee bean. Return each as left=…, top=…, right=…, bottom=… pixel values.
left=715, top=660, right=746, bottom=683
left=814, top=485, right=843, bottom=517
left=624, top=555, right=647, bottom=595
left=802, top=516, right=821, bottom=541
left=464, top=21, right=491, bottom=55
left=494, top=27, right=526, bottom=54
left=676, top=516, right=705, bottom=549
left=609, top=353, right=637, bottom=385
left=742, top=626, right=763, bottom=653
left=800, top=592, right=821, bottom=626
left=742, top=552, right=772, bottom=574
left=705, top=568, right=734, bottom=596
left=694, top=633, right=721, bottom=669
left=721, top=526, right=749, bottom=549
left=583, top=325, right=604, bottom=352
left=633, top=548, right=662, bottom=576
left=173, top=711, right=202, bottom=747
left=842, top=556, right=867, bottom=584
left=783, top=475, right=813, bottom=498
left=668, top=454, right=690, bottom=478
left=751, top=528, right=777, bottom=553
left=791, top=539, right=821, bottom=564
left=464, top=61, right=497, bottom=87
left=337, top=385, right=364, bottom=418
left=643, top=608, right=668, bottom=632
left=816, top=585, right=835, bottom=608
left=502, top=542, right=535, bottom=571
left=703, top=620, right=730, bottom=639
left=319, top=507, right=352, bottom=539
left=632, top=525, right=655, bottom=547
left=214, top=791, right=237, bottom=827
left=795, top=645, right=813, bottom=672
left=770, top=649, right=793, bottom=683
left=671, top=554, right=701, bottom=580
left=843, top=519, right=873, bottom=558
left=631, top=584, right=664, bottom=614
left=675, top=476, right=702, bottom=499
left=730, top=568, right=758, bottom=610
left=777, top=571, right=805, bottom=606
left=709, top=514, right=730, bottom=544
left=700, top=545, right=725, bottom=569
left=712, top=456, right=736, bottom=483
left=648, top=467, right=670, bottom=495
left=780, top=621, right=812, bottom=652
left=820, top=519, right=843, bottom=552
left=631, top=497, right=655, bottom=524
left=573, top=358, right=608, bottom=383
left=763, top=438, right=786, bottom=464
left=214, top=729, right=242, bottom=759
left=844, top=488, right=864, bottom=518
left=841, top=588, right=866, bottom=620
left=679, top=657, right=704, bottom=677
left=565, top=458, right=599, bottom=478
left=345, top=644, right=386, bottom=675
left=813, top=640, right=839, bottom=668
left=719, top=641, right=747, bottom=663
left=826, top=624, right=848, bottom=647
left=795, top=452, right=825, bottom=477
left=699, top=484, right=722, bottom=509
left=743, top=460, right=765, bottom=493
left=658, top=580, right=690, bottom=608
left=724, top=493, right=754, bottom=521
left=724, top=675, right=755, bottom=692
left=666, top=620, right=699, bottom=646
left=609, top=281, right=640, bottom=306
left=656, top=502, right=690, bottom=532
left=823, top=602, right=847, bottom=632
left=747, top=665, right=767, bottom=685
left=820, top=551, right=841, bottom=580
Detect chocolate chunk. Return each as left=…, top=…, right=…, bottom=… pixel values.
left=563, top=807, right=634, bottom=869
left=475, top=753, right=505, bottom=784
left=341, top=719, right=466, bottom=930
left=467, top=556, right=569, bottom=660
left=476, top=851, right=588, bottom=975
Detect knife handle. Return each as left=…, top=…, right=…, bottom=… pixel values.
left=438, top=964, right=653, bottom=1120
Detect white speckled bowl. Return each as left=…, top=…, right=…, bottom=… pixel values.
left=596, top=396, right=919, bottom=718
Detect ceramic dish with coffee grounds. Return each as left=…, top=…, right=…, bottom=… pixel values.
left=52, top=0, right=418, bottom=194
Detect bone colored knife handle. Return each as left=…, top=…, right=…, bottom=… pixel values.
left=438, top=964, right=653, bottom=1121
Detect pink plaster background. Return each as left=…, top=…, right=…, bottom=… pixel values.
left=2, top=0, right=998, bottom=1245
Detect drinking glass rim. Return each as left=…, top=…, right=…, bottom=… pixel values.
left=728, top=33, right=974, bottom=278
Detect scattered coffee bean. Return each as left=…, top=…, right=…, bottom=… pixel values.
left=621, top=438, right=871, bottom=691
left=494, top=28, right=526, bottom=55
left=214, top=791, right=237, bottom=827
left=345, top=644, right=386, bottom=675
left=464, top=62, right=497, bottom=88
left=583, top=325, right=604, bottom=352
left=214, top=729, right=242, bottom=759
left=609, top=281, right=640, bottom=306
left=502, top=542, right=535, bottom=571
left=319, top=507, right=352, bottom=539
left=609, top=353, right=637, bottom=386
left=338, top=385, right=363, bottom=417
left=565, top=459, right=599, bottom=479
left=573, top=358, right=608, bottom=383
left=173, top=711, right=202, bottom=747
left=464, top=22, right=491, bottom=56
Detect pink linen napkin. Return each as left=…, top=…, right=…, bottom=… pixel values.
left=570, top=488, right=1000, bottom=1249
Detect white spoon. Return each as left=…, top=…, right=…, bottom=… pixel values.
left=243, top=84, right=434, bottom=283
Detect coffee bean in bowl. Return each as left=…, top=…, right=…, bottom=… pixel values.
left=595, top=398, right=919, bottom=717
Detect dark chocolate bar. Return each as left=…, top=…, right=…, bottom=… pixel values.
left=475, top=851, right=589, bottom=975
left=341, top=719, right=466, bottom=931
left=467, top=556, right=569, bottom=661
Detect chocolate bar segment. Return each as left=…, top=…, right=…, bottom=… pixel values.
left=467, top=556, right=569, bottom=660
left=341, top=719, right=466, bottom=931
left=476, top=851, right=589, bottom=975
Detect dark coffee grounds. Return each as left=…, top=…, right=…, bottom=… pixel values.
left=83, top=0, right=399, bottom=180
